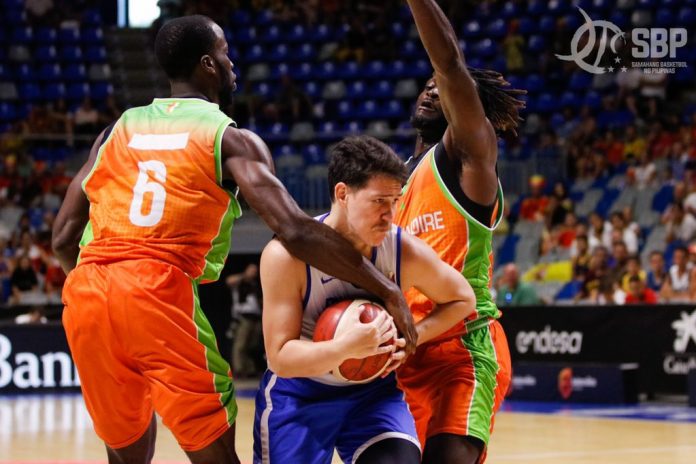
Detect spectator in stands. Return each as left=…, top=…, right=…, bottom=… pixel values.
left=25, top=0, right=56, bottom=26
left=100, top=96, right=123, bottom=125
left=519, top=174, right=548, bottom=222
left=661, top=246, right=692, bottom=303
left=571, top=234, right=591, bottom=281
left=668, top=140, right=690, bottom=182
left=47, top=99, right=74, bottom=138
left=622, top=206, right=642, bottom=240
left=609, top=240, right=630, bottom=283
left=663, top=202, right=696, bottom=244
left=625, top=275, right=658, bottom=304
left=646, top=250, right=667, bottom=293
left=623, top=125, right=646, bottom=161
left=502, top=20, right=524, bottom=72
left=21, top=106, right=56, bottom=135
left=594, top=277, right=626, bottom=305
left=495, top=263, right=541, bottom=306
left=72, top=97, right=101, bottom=135
left=576, top=250, right=609, bottom=302
left=621, top=255, right=646, bottom=292
left=9, top=255, right=40, bottom=305
left=538, top=227, right=567, bottom=263
left=610, top=211, right=639, bottom=254
left=588, top=211, right=611, bottom=251
left=273, top=74, right=313, bottom=124
left=334, top=17, right=367, bottom=62
left=227, top=263, right=263, bottom=378
left=557, top=212, right=578, bottom=248
left=647, top=120, right=676, bottom=159
left=633, top=152, right=657, bottom=190
left=593, top=129, right=625, bottom=168
left=14, top=307, right=48, bottom=324
left=0, top=238, right=12, bottom=303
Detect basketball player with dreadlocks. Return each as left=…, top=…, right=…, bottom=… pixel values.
left=394, top=1, right=526, bottom=463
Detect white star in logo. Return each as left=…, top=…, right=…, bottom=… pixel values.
left=608, top=66, right=615, bottom=72
left=621, top=66, right=627, bottom=72
left=672, top=310, right=696, bottom=352
left=614, top=57, right=621, bottom=63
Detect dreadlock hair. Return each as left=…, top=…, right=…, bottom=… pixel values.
left=468, top=67, right=527, bottom=135
left=328, top=136, right=408, bottom=202
left=155, top=15, right=217, bottom=80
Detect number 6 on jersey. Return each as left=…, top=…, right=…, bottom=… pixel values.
left=129, top=160, right=167, bottom=227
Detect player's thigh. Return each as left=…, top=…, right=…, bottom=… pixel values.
left=253, top=373, right=339, bottom=464
left=62, top=264, right=154, bottom=449
left=337, top=376, right=420, bottom=464
left=114, top=260, right=236, bottom=452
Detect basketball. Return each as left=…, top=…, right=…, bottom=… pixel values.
left=313, top=299, right=395, bottom=383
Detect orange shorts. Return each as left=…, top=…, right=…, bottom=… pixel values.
left=397, top=320, right=511, bottom=457
left=62, top=259, right=236, bottom=452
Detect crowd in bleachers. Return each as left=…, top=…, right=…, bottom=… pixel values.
left=1, top=0, right=695, bottom=307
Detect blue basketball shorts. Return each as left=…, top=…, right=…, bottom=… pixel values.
left=253, top=370, right=420, bottom=464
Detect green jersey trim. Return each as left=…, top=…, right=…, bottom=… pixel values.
left=429, top=152, right=504, bottom=231
left=190, top=281, right=237, bottom=426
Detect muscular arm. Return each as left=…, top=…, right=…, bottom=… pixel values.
left=400, top=231, right=476, bottom=346
left=222, top=127, right=417, bottom=352
left=260, top=241, right=346, bottom=377
left=407, top=0, right=498, bottom=204
left=52, top=129, right=106, bottom=273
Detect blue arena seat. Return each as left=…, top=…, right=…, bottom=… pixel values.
left=369, top=81, right=394, bottom=99
left=18, top=83, right=41, bottom=102
left=0, top=102, right=16, bottom=121
left=337, top=61, right=360, bottom=80
left=85, top=46, right=107, bottom=63
left=346, top=81, right=366, bottom=100
left=487, top=19, right=507, bottom=39
left=462, top=20, right=482, bottom=39
left=58, top=27, right=80, bottom=44
left=42, top=83, right=66, bottom=101
left=81, top=27, right=103, bottom=44
left=11, top=27, right=33, bottom=44
left=60, top=46, right=83, bottom=62
left=35, top=27, right=57, bottom=44
left=38, top=63, right=61, bottom=81
left=36, top=46, right=58, bottom=62
left=64, top=64, right=87, bottom=81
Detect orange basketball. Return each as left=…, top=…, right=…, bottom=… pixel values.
left=313, top=299, right=395, bottom=383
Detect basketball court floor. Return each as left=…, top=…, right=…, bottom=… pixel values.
left=2, top=388, right=696, bottom=463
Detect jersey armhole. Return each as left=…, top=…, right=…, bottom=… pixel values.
left=433, top=142, right=498, bottom=225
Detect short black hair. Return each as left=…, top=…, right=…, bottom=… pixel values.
left=155, top=15, right=218, bottom=80
left=328, top=136, right=408, bottom=201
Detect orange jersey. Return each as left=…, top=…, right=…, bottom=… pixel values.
left=78, top=98, right=241, bottom=282
left=395, top=143, right=503, bottom=341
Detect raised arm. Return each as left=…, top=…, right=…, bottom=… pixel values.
left=52, top=129, right=106, bottom=273
left=400, top=231, right=476, bottom=345
left=221, top=127, right=417, bottom=353
left=407, top=0, right=498, bottom=204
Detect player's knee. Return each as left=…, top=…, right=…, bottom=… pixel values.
left=355, top=438, right=421, bottom=464
left=423, top=434, right=483, bottom=464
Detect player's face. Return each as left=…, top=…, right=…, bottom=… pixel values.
left=411, top=78, right=448, bottom=143
left=413, top=78, right=442, bottom=119
left=345, top=175, right=402, bottom=247
left=210, top=24, right=237, bottom=97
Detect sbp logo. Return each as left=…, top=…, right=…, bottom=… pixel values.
left=556, top=8, right=688, bottom=74
left=671, top=310, right=696, bottom=353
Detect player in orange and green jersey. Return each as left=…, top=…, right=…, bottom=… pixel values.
left=395, top=1, right=526, bottom=463
left=52, top=15, right=416, bottom=464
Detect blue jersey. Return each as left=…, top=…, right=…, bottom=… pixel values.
left=253, top=215, right=419, bottom=463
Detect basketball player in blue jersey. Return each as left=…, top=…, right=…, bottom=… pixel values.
left=253, top=136, right=477, bottom=464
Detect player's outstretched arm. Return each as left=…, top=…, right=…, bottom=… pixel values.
left=221, top=127, right=418, bottom=353
left=52, top=129, right=107, bottom=273
left=261, top=240, right=395, bottom=378
left=400, top=231, right=476, bottom=346
left=407, top=0, right=498, bottom=203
